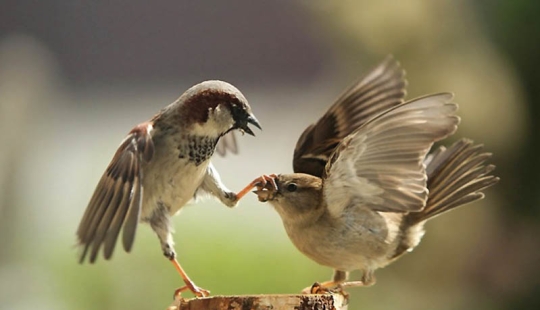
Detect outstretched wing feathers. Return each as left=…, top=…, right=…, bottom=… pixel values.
left=76, top=123, right=153, bottom=263
left=323, top=93, right=459, bottom=217
left=293, top=56, right=407, bottom=177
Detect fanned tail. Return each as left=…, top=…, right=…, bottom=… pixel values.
left=408, top=138, right=499, bottom=225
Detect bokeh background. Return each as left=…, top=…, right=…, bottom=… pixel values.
left=1, top=1, right=539, bottom=309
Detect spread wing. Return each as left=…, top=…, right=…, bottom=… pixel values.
left=76, top=122, right=154, bottom=263
left=215, top=132, right=238, bottom=156
left=323, top=93, right=460, bottom=217
left=293, top=56, right=407, bottom=177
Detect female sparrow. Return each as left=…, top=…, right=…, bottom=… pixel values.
left=247, top=59, right=498, bottom=293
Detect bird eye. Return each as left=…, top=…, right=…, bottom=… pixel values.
left=286, top=183, right=298, bottom=192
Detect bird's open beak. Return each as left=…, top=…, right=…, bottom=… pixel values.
left=240, top=114, right=261, bottom=136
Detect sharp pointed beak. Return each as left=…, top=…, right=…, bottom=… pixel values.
left=247, top=115, right=262, bottom=130
left=241, top=114, right=262, bottom=136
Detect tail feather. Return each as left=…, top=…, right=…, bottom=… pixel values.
left=408, top=138, right=499, bottom=225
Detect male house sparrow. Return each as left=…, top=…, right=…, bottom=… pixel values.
left=248, top=59, right=499, bottom=293
left=76, top=80, right=261, bottom=297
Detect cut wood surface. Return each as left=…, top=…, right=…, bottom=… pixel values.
left=168, top=293, right=349, bottom=310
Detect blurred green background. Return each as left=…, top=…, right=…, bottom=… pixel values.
left=1, top=1, right=539, bottom=309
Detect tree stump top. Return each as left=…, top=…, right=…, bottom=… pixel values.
left=168, top=293, right=349, bottom=310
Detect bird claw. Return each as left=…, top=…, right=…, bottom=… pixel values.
left=235, top=174, right=279, bottom=202
left=254, top=174, right=278, bottom=191
left=252, top=174, right=278, bottom=202
left=234, top=174, right=278, bottom=202
left=301, top=282, right=349, bottom=298
left=302, top=282, right=331, bottom=294
left=173, top=283, right=210, bottom=299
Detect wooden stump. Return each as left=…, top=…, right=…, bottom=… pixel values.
left=168, top=294, right=349, bottom=310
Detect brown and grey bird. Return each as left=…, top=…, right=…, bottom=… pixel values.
left=76, top=80, right=261, bottom=297
left=246, top=59, right=499, bottom=293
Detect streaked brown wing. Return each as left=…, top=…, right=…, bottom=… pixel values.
left=293, top=56, right=407, bottom=177
left=76, top=122, right=154, bottom=263
left=215, top=132, right=238, bottom=156
left=323, top=93, right=460, bottom=217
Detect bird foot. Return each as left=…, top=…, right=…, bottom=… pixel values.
left=301, top=282, right=349, bottom=298
left=169, top=257, right=210, bottom=299
left=250, top=174, right=279, bottom=202
left=302, top=282, right=329, bottom=294
left=302, top=282, right=338, bottom=294
left=254, top=174, right=278, bottom=190
left=173, top=282, right=210, bottom=299
left=236, top=174, right=278, bottom=202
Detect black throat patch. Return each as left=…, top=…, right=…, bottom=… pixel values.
left=178, top=135, right=218, bottom=165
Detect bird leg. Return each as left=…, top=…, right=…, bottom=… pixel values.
left=171, top=257, right=210, bottom=298
left=340, top=270, right=376, bottom=288
left=150, top=216, right=210, bottom=299
left=235, top=174, right=278, bottom=201
left=165, top=245, right=209, bottom=298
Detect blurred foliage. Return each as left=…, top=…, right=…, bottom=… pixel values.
left=474, top=0, right=540, bottom=219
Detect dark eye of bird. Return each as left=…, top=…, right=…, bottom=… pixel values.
left=286, top=183, right=298, bottom=192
